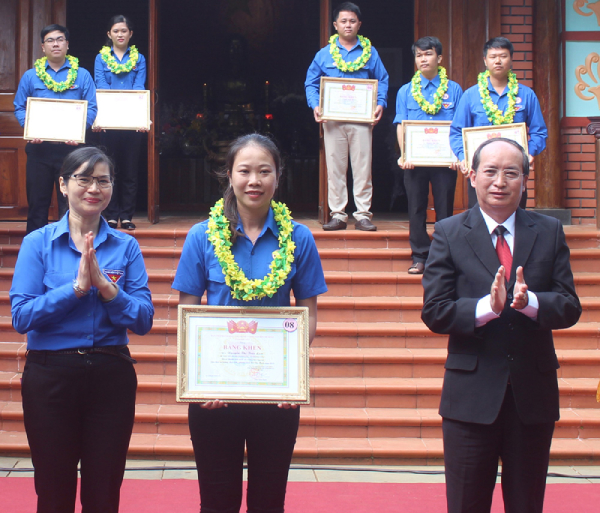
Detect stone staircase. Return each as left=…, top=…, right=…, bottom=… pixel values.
left=0, top=221, right=599, bottom=464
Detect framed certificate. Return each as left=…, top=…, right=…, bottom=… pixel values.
left=177, top=305, right=310, bottom=404
left=462, top=122, right=529, bottom=168
left=24, top=98, right=87, bottom=143
left=92, top=90, right=150, bottom=130
left=399, top=120, right=457, bottom=167
left=319, top=77, right=378, bottom=123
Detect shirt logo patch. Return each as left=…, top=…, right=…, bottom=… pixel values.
left=103, top=269, right=124, bottom=284
left=443, top=102, right=453, bottom=109
left=516, top=97, right=522, bottom=104
left=515, top=105, right=523, bottom=111
left=443, top=93, right=449, bottom=100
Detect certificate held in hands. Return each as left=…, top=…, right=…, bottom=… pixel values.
left=24, top=98, right=87, bottom=143
left=177, top=305, right=310, bottom=404
left=319, top=77, right=378, bottom=123
left=92, top=90, right=151, bottom=130
left=399, top=120, right=457, bottom=167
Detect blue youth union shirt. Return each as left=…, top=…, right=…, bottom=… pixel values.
left=173, top=208, right=328, bottom=306
left=449, top=79, right=548, bottom=161
left=10, top=213, right=154, bottom=350
left=305, top=38, right=389, bottom=110
left=393, top=75, right=463, bottom=123
left=94, top=47, right=147, bottom=90
left=13, top=59, right=97, bottom=128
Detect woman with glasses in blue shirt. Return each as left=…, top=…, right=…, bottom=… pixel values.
left=94, top=14, right=147, bottom=230
left=10, top=146, right=154, bottom=513
left=173, top=134, right=327, bottom=513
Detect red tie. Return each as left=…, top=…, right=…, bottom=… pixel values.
left=494, top=225, right=512, bottom=277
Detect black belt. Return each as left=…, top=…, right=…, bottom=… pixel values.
left=26, top=345, right=137, bottom=364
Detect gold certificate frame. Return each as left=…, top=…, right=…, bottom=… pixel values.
left=24, top=97, right=87, bottom=143
left=399, top=120, right=457, bottom=167
left=177, top=305, right=310, bottom=404
left=462, top=122, right=529, bottom=168
left=92, top=90, right=151, bottom=130
left=319, top=77, right=378, bottom=123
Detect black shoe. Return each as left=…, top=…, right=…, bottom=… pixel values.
left=323, top=218, right=347, bottom=231
left=121, top=221, right=136, bottom=230
left=355, top=219, right=377, bottom=231
left=107, top=219, right=118, bottom=229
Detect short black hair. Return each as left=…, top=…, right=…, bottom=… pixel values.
left=333, top=2, right=361, bottom=22
left=471, top=138, right=529, bottom=177
left=41, top=24, right=69, bottom=43
left=59, top=146, right=115, bottom=182
left=483, top=36, right=514, bottom=58
left=412, top=36, right=442, bottom=57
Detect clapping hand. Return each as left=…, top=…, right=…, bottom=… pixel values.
left=75, top=232, right=118, bottom=301
left=490, top=265, right=528, bottom=315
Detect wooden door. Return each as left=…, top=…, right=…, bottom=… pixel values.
left=147, top=0, right=160, bottom=223
left=415, top=0, right=501, bottom=214
left=0, top=0, right=66, bottom=220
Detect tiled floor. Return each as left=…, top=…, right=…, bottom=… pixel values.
left=1, top=457, right=599, bottom=484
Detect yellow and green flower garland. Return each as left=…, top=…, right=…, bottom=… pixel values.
left=478, top=70, right=519, bottom=125
left=207, top=199, right=296, bottom=301
left=100, top=45, right=139, bottom=74
left=329, top=34, right=372, bottom=72
left=411, top=66, right=448, bottom=115
left=34, top=55, right=78, bottom=92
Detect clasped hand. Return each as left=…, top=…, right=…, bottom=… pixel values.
left=490, top=265, right=528, bottom=315
left=75, top=232, right=118, bottom=301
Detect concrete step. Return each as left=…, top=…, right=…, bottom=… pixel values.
left=0, top=343, right=599, bottom=379
left=1, top=429, right=599, bottom=464
left=1, top=372, right=598, bottom=409
left=2, top=403, right=599, bottom=440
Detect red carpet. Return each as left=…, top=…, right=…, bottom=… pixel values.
left=1, top=478, right=598, bottom=512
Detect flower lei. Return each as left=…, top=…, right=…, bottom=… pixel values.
left=329, top=34, right=372, bottom=72
left=100, top=46, right=139, bottom=74
left=34, top=55, right=78, bottom=92
left=410, top=66, right=448, bottom=115
left=477, top=70, right=519, bottom=125
left=206, top=199, right=296, bottom=301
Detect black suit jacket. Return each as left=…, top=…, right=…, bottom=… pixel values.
left=421, top=207, right=581, bottom=425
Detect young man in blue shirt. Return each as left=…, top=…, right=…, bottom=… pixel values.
left=394, top=36, right=463, bottom=274
left=305, top=2, right=389, bottom=231
left=450, top=37, right=547, bottom=208
left=14, top=24, right=97, bottom=234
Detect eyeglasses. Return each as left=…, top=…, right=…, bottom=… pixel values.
left=69, top=174, right=113, bottom=189
left=480, top=169, right=522, bottom=181
left=43, top=36, right=66, bottom=44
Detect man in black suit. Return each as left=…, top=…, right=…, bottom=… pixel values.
left=421, top=138, right=581, bottom=513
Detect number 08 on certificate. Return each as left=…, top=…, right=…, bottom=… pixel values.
left=177, top=306, right=310, bottom=404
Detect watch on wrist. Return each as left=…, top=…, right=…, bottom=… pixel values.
left=73, top=279, right=90, bottom=296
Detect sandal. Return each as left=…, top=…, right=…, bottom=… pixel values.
left=408, top=262, right=425, bottom=275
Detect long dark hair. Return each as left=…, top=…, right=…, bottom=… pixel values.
left=105, top=15, right=133, bottom=47
left=215, top=134, right=283, bottom=242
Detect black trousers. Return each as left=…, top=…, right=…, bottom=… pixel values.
left=101, top=130, right=142, bottom=222
left=21, top=349, right=137, bottom=513
left=25, top=142, right=72, bottom=234
left=467, top=180, right=527, bottom=210
left=188, top=403, right=300, bottom=513
left=442, top=385, right=555, bottom=513
left=404, top=166, right=456, bottom=263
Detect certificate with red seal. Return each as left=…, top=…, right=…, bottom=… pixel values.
left=319, top=77, right=378, bottom=123
left=399, top=120, right=457, bottom=167
left=176, top=305, right=309, bottom=404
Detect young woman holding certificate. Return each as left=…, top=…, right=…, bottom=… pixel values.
left=94, top=15, right=147, bottom=230
left=172, top=134, right=327, bottom=513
